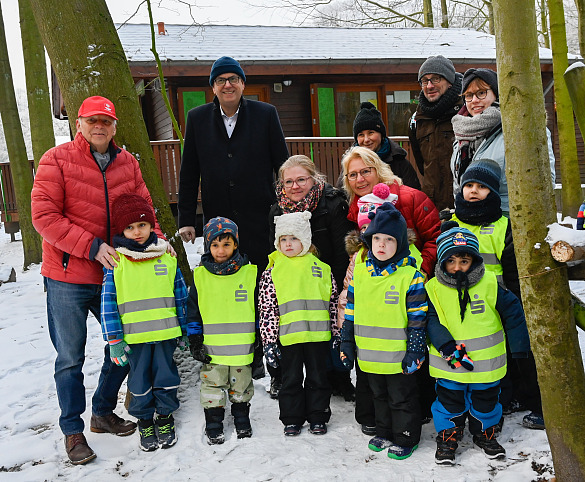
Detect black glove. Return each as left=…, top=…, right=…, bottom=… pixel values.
left=188, top=334, right=211, bottom=364
left=339, top=341, right=355, bottom=370
left=263, top=342, right=282, bottom=368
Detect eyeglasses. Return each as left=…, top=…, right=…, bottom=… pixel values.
left=214, top=75, right=241, bottom=86
left=419, top=75, right=443, bottom=86
left=283, top=176, right=312, bottom=188
left=462, top=89, right=491, bottom=102
left=345, top=167, right=375, bottom=181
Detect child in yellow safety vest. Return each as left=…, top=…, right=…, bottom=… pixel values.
left=451, top=158, right=544, bottom=431
left=186, top=217, right=256, bottom=445
left=340, top=202, right=427, bottom=460
left=258, top=211, right=340, bottom=437
left=100, top=194, right=189, bottom=452
left=426, top=222, right=531, bottom=465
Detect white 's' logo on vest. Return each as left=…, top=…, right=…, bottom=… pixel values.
left=480, top=224, right=495, bottom=235
left=385, top=285, right=399, bottom=304
left=312, top=262, right=322, bottom=278
left=154, top=258, right=167, bottom=276
left=470, top=294, right=485, bottom=314
left=235, top=284, right=247, bottom=302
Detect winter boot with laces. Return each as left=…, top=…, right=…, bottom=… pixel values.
left=435, top=426, right=464, bottom=465
left=155, top=413, right=177, bottom=449
left=204, top=407, right=225, bottom=445
left=473, top=426, right=506, bottom=459
left=368, top=436, right=393, bottom=452
left=231, top=402, right=253, bottom=439
left=138, top=418, right=159, bottom=452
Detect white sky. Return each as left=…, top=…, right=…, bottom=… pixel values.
left=2, top=0, right=294, bottom=86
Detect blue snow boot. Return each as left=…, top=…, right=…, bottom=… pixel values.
left=138, top=418, right=158, bottom=452
left=522, top=412, right=545, bottom=430
left=368, top=436, right=392, bottom=452
left=387, top=443, right=418, bottom=460
left=155, top=414, right=177, bottom=449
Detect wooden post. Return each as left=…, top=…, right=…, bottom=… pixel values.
left=564, top=61, right=585, bottom=148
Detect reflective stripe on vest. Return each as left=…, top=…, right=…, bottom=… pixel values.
left=269, top=250, right=332, bottom=346
left=114, top=253, right=181, bottom=344
left=452, top=214, right=508, bottom=285
left=425, top=272, right=507, bottom=383
left=193, top=264, right=257, bottom=366
left=353, top=262, right=415, bottom=375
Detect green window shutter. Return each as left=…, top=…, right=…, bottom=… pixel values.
left=317, top=87, right=336, bottom=137
left=182, top=91, right=207, bottom=121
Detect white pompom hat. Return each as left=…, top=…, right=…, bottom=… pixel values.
left=274, top=211, right=313, bottom=256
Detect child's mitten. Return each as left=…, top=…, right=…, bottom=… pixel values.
left=402, top=352, right=425, bottom=374
left=177, top=335, right=190, bottom=351
left=188, top=334, right=212, bottom=364
left=339, top=341, right=355, bottom=370
left=263, top=342, right=282, bottom=368
left=439, top=340, right=458, bottom=369
left=109, top=340, right=132, bottom=367
left=456, top=343, right=474, bottom=371
left=403, top=327, right=426, bottom=374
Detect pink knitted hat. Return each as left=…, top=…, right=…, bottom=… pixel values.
left=356, top=183, right=398, bottom=229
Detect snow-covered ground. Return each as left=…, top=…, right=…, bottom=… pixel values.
left=1, top=225, right=583, bottom=481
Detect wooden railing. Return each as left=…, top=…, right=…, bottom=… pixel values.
left=0, top=137, right=413, bottom=224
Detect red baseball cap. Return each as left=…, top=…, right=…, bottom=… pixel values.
left=77, top=96, right=118, bottom=120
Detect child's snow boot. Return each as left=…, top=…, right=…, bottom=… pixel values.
left=368, top=436, right=392, bottom=452
left=231, top=402, right=253, bottom=439
left=473, top=426, right=506, bottom=459
left=522, top=412, right=545, bottom=430
left=204, top=407, right=225, bottom=445
left=387, top=443, right=418, bottom=460
left=155, top=413, right=177, bottom=448
left=138, top=418, right=158, bottom=452
left=435, top=426, right=463, bottom=465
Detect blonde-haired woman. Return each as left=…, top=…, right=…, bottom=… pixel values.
left=267, top=155, right=355, bottom=401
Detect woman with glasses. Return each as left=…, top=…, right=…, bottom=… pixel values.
left=267, top=155, right=355, bottom=401
left=450, top=68, right=556, bottom=216
left=338, top=145, right=440, bottom=435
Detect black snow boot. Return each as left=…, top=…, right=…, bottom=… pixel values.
left=473, top=426, right=506, bottom=459
left=204, top=407, right=225, bottom=445
left=435, top=426, right=464, bottom=465
left=231, top=402, right=253, bottom=439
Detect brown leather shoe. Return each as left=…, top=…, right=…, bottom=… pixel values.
left=65, top=433, right=96, bottom=465
left=90, top=413, right=137, bottom=436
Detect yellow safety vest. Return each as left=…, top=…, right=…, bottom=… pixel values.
left=269, top=250, right=332, bottom=346
left=452, top=214, right=508, bottom=285
left=193, top=264, right=257, bottom=366
left=426, top=272, right=507, bottom=383
left=114, top=252, right=181, bottom=344
left=353, top=262, right=416, bottom=374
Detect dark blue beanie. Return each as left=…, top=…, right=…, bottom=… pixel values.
left=436, top=222, right=482, bottom=271
left=363, top=202, right=409, bottom=264
left=203, top=217, right=239, bottom=252
left=460, top=159, right=501, bottom=196
left=209, top=56, right=246, bottom=86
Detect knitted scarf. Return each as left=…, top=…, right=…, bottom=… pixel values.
left=200, top=250, right=248, bottom=276
left=276, top=178, right=325, bottom=214
left=435, top=262, right=485, bottom=322
left=454, top=191, right=502, bottom=226
left=451, top=105, right=502, bottom=185
left=417, top=73, right=463, bottom=119
left=375, top=137, right=392, bottom=160
left=113, top=233, right=168, bottom=261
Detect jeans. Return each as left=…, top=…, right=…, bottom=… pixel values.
left=45, top=277, right=129, bottom=435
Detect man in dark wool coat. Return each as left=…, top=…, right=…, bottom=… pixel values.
left=178, top=56, right=289, bottom=378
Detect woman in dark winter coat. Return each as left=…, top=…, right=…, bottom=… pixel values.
left=268, top=155, right=355, bottom=401
left=353, top=102, right=421, bottom=191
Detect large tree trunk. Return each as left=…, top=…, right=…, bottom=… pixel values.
left=440, top=0, right=449, bottom=28
left=28, top=0, right=192, bottom=285
left=0, top=3, right=42, bottom=268
left=422, top=0, right=434, bottom=27
left=548, top=0, right=581, bottom=217
left=493, top=0, right=585, bottom=478
left=19, top=0, right=54, bottom=168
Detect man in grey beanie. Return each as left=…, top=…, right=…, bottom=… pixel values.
left=408, top=55, right=463, bottom=211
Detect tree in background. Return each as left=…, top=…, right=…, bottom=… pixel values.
left=549, top=0, right=581, bottom=217
left=19, top=0, right=54, bottom=169
left=493, top=0, right=585, bottom=477
left=28, top=0, right=192, bottom=284
left=0, top=2, right=42, bottom=268
left=576, top=0, right=585, bottom=56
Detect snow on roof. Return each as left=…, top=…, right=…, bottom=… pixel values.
left=117, top=24, right=575, bottom=65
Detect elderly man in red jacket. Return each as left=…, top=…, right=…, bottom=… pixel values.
left=31, top=96, right=166, bottom=465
